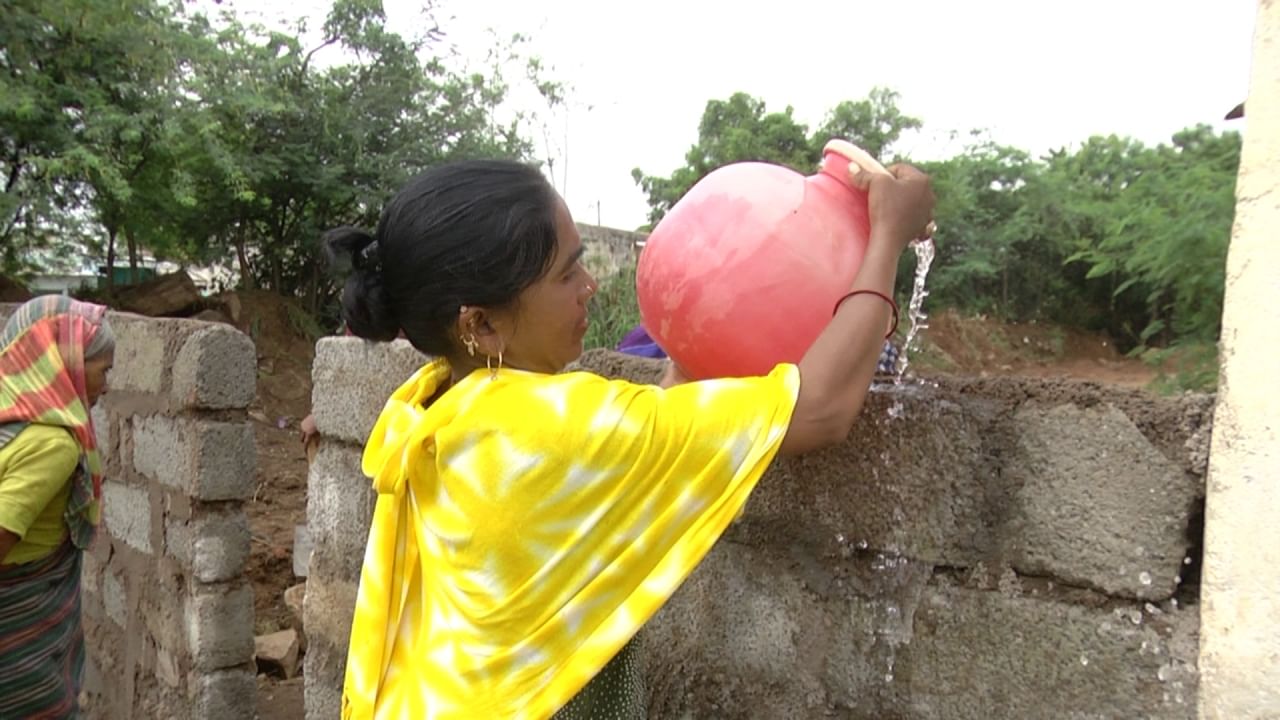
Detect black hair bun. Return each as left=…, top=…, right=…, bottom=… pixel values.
left=323, top=226, right=400, bottom=341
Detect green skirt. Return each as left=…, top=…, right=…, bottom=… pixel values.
left=552, top=634, right=645, bottom=720
left=0, top=541, right=85, bottom=720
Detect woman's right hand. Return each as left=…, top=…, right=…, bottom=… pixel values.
left=300, top=414, right=318, bottom=448
left=851, top=164, right=935, bottom=252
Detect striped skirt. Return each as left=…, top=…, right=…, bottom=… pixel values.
left=0, top=542, right=84, bottom=720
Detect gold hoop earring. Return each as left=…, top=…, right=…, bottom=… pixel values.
left=486, top=350, right=504, bottom=380
left=461, top=333, right=478, bottom=357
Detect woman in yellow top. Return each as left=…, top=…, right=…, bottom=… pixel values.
left=0, top=296, right=115, bottom=719
left=327, top=158, right=934, bottom=719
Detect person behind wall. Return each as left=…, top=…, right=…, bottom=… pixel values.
left=326, top=158, right=934, bottom=719
left=0, top=296, right=116, bottom=719
left=617, top=323, right=903, bottom=375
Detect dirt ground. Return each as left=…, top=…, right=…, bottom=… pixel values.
left=239, top=299, right=1163, bottom=718
left=226, top=292, right=315, bottom=720
left=908, top=308, right=1157, bottom=388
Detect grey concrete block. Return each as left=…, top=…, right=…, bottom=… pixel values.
left=293, top=524, right=312, bottom=579
left=133, top=416, right=256, bottom=501
left=103, top=568, right=127, bottom=627
left=155, top=648, right=181, bottom=689
left=133, top=415, right=184, bottom=487
left=190, top=421, right=256, bottom=501
left=306, top=444, right=376, bottom=583
left=303, top=578, right=358, bottom=719
left=303, top=636, right=345, bottom=720
left=568, top=348, right=666, bottom=385
left=747, top=385, right=991, bottom=566
left=171, top=324, right=256, bottom=410
left=140, top=571, right=188, bottom=661
left=103, top=481, right=152, bottom=553
left=1003, top=403, right=1194, bottom=599
left=91, top=405, right=112, bottom=461
left=167, top=510, right=250, bottom=584
left=186, top=584, right=255, bottom=672
left=192, top=510, right=251, bottom=584
left=81, top=548, right=102, bottom=598
left=165, top=515, right=192, bottom=566
left=311, top=337, right=426, bottom=445
left=901, top=586, right=1197, bottom=720
left=191, top=667, right=256, bottom=720
left=643, top=541, right=837, bottom=719
left=107, top=320, right=168, bottom=394
left=302, top=577, right=358, bottom=664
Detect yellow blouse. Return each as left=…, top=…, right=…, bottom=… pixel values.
left=343, top=359, right=800, bottom=720
left=0, top=424, right=79, bottom=565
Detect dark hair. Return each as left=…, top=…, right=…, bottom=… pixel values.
left=325, top=160, right=559, bottom=356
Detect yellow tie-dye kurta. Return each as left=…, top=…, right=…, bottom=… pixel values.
left=342, top=358, right=800, bottom=720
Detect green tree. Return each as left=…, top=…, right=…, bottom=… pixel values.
left=169, top=0, right=539, bottom=310
left=810, top=87, right=921, bottom=160
left=1062, top=126, right=1239, bottom=385
left=1, top=0, right=549, bottom=309
left=631, top=88, right=920, bottom=227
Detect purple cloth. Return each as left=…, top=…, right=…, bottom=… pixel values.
left=616, top=326, right=898, bottom=370
left=617, top=325, right=667, bottom=359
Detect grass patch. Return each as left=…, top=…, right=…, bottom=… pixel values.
left=584, top=265, right=642, bottom=351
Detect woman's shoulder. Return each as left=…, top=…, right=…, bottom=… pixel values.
left=2, top=424, right=79, bottom=457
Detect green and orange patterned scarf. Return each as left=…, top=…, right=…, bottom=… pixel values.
left=0, top=296, right=112, bottom=535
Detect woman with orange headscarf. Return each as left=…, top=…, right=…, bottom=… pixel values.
left=0, top=296, right=115, bottom=719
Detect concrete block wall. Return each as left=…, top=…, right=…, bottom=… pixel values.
left=577, top=223, right=646, bottom=277
left=1, top=306, right=259, bottom=720
left=303, top=338, right=427, bottom=719
left=302, top=343, right=1211, bottom=719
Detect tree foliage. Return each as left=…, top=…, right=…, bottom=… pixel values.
left=631, top=88, right=920, bottom=227
left=1, top=0, right=547, bottom=311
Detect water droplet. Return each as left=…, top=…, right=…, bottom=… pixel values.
left=884, top=673, right=894, bottom=682
left=1183, top=556, right=1193, bottom=565
left=1158, top=665, right=1172, bottom=682
left=1170, top=598, right=1179, bottom=610
left=1129, top=610, right=1143, bottom=625
left=1139, top=571, right=1153, bottom=585
left=1144, top=603, right=1162, bottom=615
left=856, top=539, right=868, bottom=550
left=1080, top=654, right=1089, bottom=666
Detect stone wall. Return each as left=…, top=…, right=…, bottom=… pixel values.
left=0, top=306, right=259, bottom=719
left=302, top=343, right=1211, bottom=719
left=578, top=223, right=646, bottom=277
left=302, top=338, right=426, bottom=719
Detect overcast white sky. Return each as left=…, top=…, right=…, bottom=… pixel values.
left=220, top=0, right=1259, bottom=230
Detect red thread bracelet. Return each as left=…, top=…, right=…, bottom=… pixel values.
left=832, top=289, right=899, bottom=338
